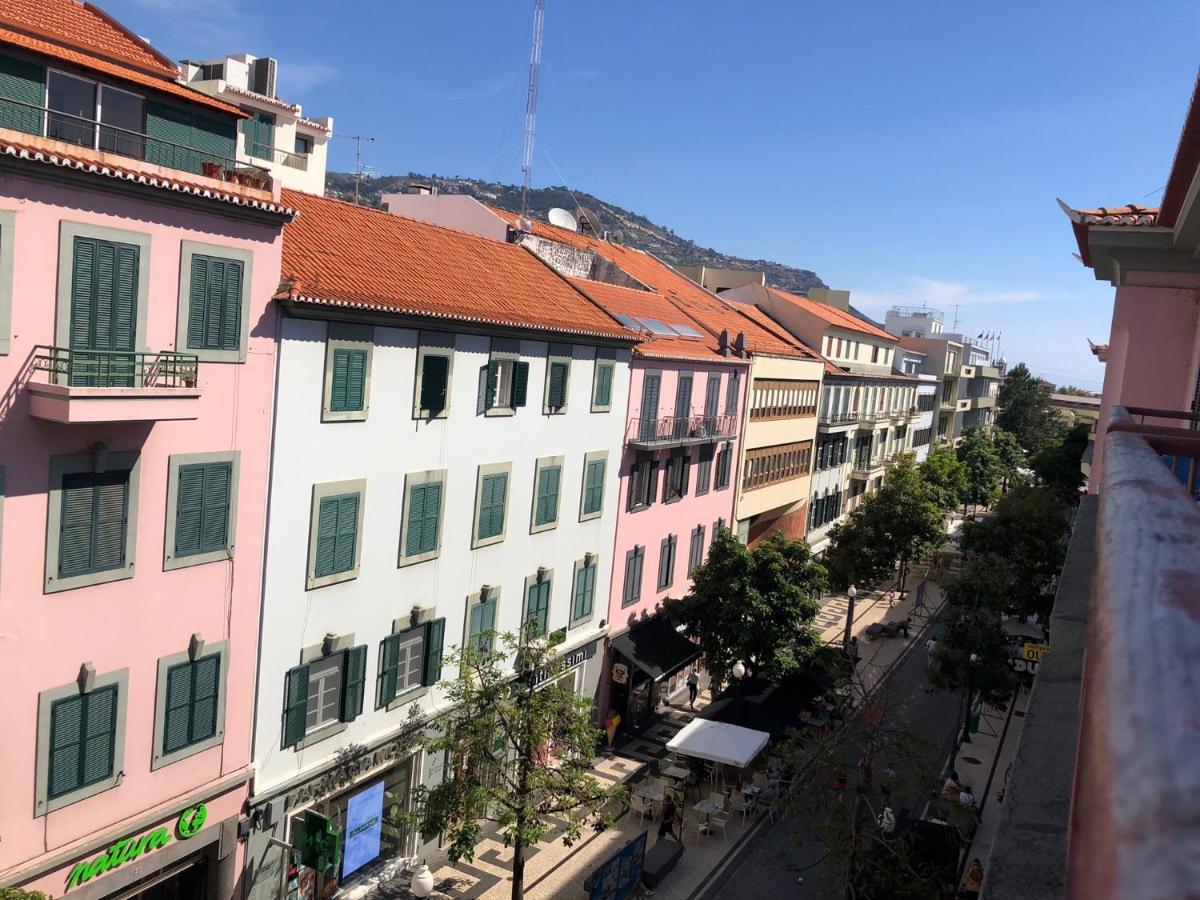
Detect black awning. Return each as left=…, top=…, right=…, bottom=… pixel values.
left=610, top=616, right=700, bottom=682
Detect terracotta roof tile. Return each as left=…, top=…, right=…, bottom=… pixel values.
left=280, top=190, right=637, bottom=340
left=762, top=286, right=897, bottom=342
left=0, top=1, right=244, bottom=118
left=492, top=208, right=819, bottom=361
left=0, top=134, right=295, bottom=215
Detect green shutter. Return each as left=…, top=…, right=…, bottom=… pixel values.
left=191, top=654, right=220, bottom=743
left=282, top=664, right=310, bottom=748
left=726, top=372, right=741, bottom=415
left=674, top=374, right=693, bottom=419
left=420, top=354, right=449, bottom=414
left=583, top=459, right=605, bottom=515
left=314, top=497, right=338, bottom=577
left=574, top=563, right=595, bottom=621
left=48, top=686, right=117, bottom=800
left=469, top=602, right=486, bottom=652
left=163, top=654, right=219, bottom=754
left=59, top=471, right=129, bottom=579
left=482, top=596, right=498, bottom=647
left=48, top=695, right=84, bottom=799
left=511, top=361, right=529, bottom=407
left=526, top=580, right=550, bottom=637
left=69, top=238, right=96, bottom=363
left=406, top=482, right=441, bottom=557
left=484, top=361, right=499, bottom=410
left=175, top=462, right=231, bottom=558
left=341, top=645, right=367, bottom=722
left=330, top=348, right=367, bottom=412
left=547, top=361, right=568, bottom=410
left=186, top=255, right=209, bottom=350
left=705, top=375, right=721, bottom=418
left=163, top=662, right=194, bottom=753
left=379, top=633, right=402, bottom=705
left=639, top=374, right=661, bottom=440
left=0, top=53, right=47, bottom=135
left=187, top=255, right=243, bottom=352
left=423, top=618, right=446, bottom=686
left=535, top=466, right=560, bottom=526
left=594, top=362, right=613, bottom=408
left=479, top=473, right=507, bottom=539
left=333, top=495, right=358, bottom=573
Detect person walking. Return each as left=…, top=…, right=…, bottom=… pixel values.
left=686, top=670, right=700, bottom=709
left=657, top=792, right=679, bottom=841
left=959, top=858, right=984, bottom=898
left=926, top=636, right=938, bottom=659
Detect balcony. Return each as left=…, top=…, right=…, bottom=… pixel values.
left=0, top=97, right=271, bottom=188
left=626, top=413, right=737, bottom=450
left=970, top=395, right=996, bottom=409
left=960, top=364, right=977, bottom=378
left=27, top=346, right=201, bottom=424
left=248, top=144, right=311, bottom=172
left=956, top=398, right=971, bottom=412
left=888, top=305, right=944, bottom=324
left=850, top=456, right=886, bottom=479
left=817, top=410, right=857, bottom=427
left=939, top=399, right=956, bottom=411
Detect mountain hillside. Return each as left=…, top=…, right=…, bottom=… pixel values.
left=325, top=172, right=825, bottom=295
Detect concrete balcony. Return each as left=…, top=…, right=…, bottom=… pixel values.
left=956, top=398, right=971, bottom=412
left=27, top=346, right=201, bottom=424
left=960, top=364, right=977, bottom=378
left=627, top=412, right=737, bottom=450
left=817, top=410, right=858, bottom=429
left=971, top=395, right=996, bottom=409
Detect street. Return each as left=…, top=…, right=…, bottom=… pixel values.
left=700, top=615, right=962, bottom=898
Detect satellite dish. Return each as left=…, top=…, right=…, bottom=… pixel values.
left=576, top=205, right=601, bottom=236
left=548, top=207, right=579, bottom=232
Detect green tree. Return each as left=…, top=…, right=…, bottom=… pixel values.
left=996, top=363, right=1065, bottom=453
left=661, top=528, right=825, bottom=683
left=0, top=890, right=52, bottom=900
left=959, top=484, right=1069, bottom=618
left=1029, top=423, right=1090, bottom=497
left=927, top=558, right=1018, bottom=744
left=416, top=631, right=624, bottom=900
left=918, top=445, right=968, bottom=511
left=991, top=428, right=1024, bottom=491
left=957, top=426, right=1003, bottom=513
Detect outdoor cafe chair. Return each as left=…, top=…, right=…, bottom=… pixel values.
left=631, top=792, right=654, bottom=824
left=708, top=813, right=729, bottom=841
left=729, top=792, right=752, bottom=825
left=707, top=792, right=726, bottom=811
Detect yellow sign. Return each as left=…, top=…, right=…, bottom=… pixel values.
left=1023, top=643, right=1050, bottom=662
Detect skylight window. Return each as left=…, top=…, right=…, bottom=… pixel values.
left=611, top=312, right=644, bottom=331
left=671, top=324, right=702, bottom=338
left=636, top=318, right=678, bottom=336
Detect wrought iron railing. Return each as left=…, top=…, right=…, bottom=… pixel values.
left=32, top=346, right=199, bottom=389
left=627, top=413, right=737, bottom=445
left=0, top=97, right=270, bottom=187
left=818, top=410, right=857, bottom=425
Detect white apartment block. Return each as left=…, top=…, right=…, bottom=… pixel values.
left=181, top=54, right=332, bottom=194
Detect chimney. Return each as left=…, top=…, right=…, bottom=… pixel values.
left=733, top=332, right=747, bottom=358
left=404, top=183, right=437, bottom=195
left=808, top=287, right=851, bottom=311
left=719, top=329, right=731, bottom=356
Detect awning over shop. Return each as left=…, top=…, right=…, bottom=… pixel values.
left=609, top=616, right=701, bottom=682
left=666, top=719, right=770, bottom=769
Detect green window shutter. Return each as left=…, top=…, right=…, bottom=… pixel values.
left=674, top=374, right=693, bottom=419
left=535, top=466, right=560, bottom=526
left=405, top=484, right=426, bottom=557
left=547, top=361, right=568, bottom=410
left=658, top=536, right=674, bottom=589
left=512, top=361, right=529, bottom=407
left=420, top=354, right=449, bottom=414
left=340, top=645, right=367, bottom=722
left=333, top=494, right=359, bottom=573
left=69, top=238, right=96, bottom=356
left=574, top=563, right=595, bottom=620
left=186, top=254, right=243, bottom=352
left=705, top=375, right=721, bottom=418
left=526, top=581, right=550, bottom=636
left=726, top=372, right=741, bottom=415
left=48, top=685, right=118, bottom=800
left=111, top=243, right=138, bottom=356
left=282, top=664, right=310, bottom=748
left=0, top=53, right=47, bottom=135
left=91, top=473, right=128, bottom=573
left=594, top=362, right=613, bottom=407
left=479, top=473, right=507, bottom=539
left=191, top=654, right=220, bottom=743
left=59, top=471, right=129, bottom=579
left=186, top=255, right=209, bottom=350
left=639, top=374, right=661, bottom=440
left=59, top=474, right=97, bottom=578
left=163, top=661, right=194, bottom=753
left=176, top=462, right=231, bottom=558
left=623, top=548, right=642, bottom=605
left=469, top=602, right=485, bottom=652
left=583, top=459, right=605, bottom=515
left=163, top=654, right=221, bottom=754
left=330, top=348, right=367, bottom=412
left=423, top=618, right=446, bottom=686
left=484, top=361, right=499, bottom=410
left=482, top=595, right=498, bottom=649
left=200, top=463, right=231, bottom=552
left=379, top=633, right=402, bottom=706
left=314, top=496, right=338, bottom=577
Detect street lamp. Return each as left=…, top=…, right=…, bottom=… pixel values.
left=731, top=660, right=746, bottom=723
left=842, top=584, right=858, bottom=652
left=962, top=653, right=979, bottom=744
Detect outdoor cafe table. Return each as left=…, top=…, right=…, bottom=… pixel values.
left=693, top=798, right=724, bottom=833
left=637, top=784, right=666, bottom=803
left=664, top=765, right=691, bottom=781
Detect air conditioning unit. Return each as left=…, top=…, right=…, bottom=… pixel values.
left=251, top=57, right=277, bottom=98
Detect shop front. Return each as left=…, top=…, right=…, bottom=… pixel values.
left=12, top=782, right=245, bottom=900
left=605, top=617, right=701, bottom=736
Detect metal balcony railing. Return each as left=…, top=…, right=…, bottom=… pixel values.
left=32, top=346, right=199, bottom=389
left=0, top=97, right=271, bottom=187
left=627, top=413, right=737, bottom=448
left=1063, top=407, right=1200, bottom=899
left=818, top=410, right=857, bottom=425
left=888, top=305, right=944, bottom=323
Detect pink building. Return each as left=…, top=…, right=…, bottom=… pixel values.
left=0, top=4, right=293, bottom=897
left=567, top=279, right=747, bottom=732
left=1061, top=74, right=1200, bottom=493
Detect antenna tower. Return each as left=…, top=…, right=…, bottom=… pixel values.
left=520, top=0, right=546, bottom=221
left=337, top=133, right=377, bottom=204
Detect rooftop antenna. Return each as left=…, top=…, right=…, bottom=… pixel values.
left=951, top=303, right=960, bottom=332
left=520, top=0, right=546, bottom=224
left=337, top=133, right=377, bottom=205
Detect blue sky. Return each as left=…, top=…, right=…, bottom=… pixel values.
left=110, top=0, right=1200, bottom=390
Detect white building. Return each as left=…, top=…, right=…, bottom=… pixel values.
left=243, top=191, right=636, bottom=898
left=180, top=54, right=332, bottom=194
left=895, top=348, right=939, bottom=463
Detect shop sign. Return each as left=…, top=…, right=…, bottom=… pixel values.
left=532, top=643, right=591, bottom=688
left=299, top=810, right=340, bottom=880
left=64, top=803, right=206, bottom=893
left=1022, top=643, right=1050, bottom=662
left=284, top=725, right=421, bottom=812
left=341, top=780, right=385, bottom=878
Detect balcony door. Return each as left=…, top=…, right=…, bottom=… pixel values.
left=68, top=237, right=139, bottom=386
left=673, top=373, right=693, bottom=439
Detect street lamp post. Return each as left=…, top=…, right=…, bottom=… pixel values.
left=731, top=660, right=746, bottom=725
left=961, top=652, right=978, bottom=744
left=842, top=584, right=858, bottom=652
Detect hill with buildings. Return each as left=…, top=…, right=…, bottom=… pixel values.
left=325, top=172, right=826, bottom=295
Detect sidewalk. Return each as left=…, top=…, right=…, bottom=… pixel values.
left=368, top=569, right=945, bottom=899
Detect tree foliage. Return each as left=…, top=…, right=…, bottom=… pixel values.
left=661, top=529, right=824, bottom=683
left=1029, top=423, right=1090, bottom=497
left=996, top=363, right=1065, bottom=453
left=990, top=428, right=1024, bottom=488
left=825, top=456, right=946, bottom=592
left=0, top=891, right=51, bottom=900
left=957, top=426, right=1003, bottom=509
left=918, top=445, right=968, bottom=512
left=415, top=632, right=624, bottom=900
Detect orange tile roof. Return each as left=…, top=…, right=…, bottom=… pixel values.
left=0, top=134, right=296, bottom=215
left=762, top=286, right=897, bottom=342
left=492, top=208, right=819, bottom=361
left=566, top=277, right=734, bottom=363
left=0, top=1, right=245, bottom=118
left=280, top=190, right=638, bottom=340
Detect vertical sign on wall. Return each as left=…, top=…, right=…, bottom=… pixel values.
left=342, top=780, right=385, bottom=878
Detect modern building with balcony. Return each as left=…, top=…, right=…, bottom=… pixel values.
left=0, top=2, right=294, bottom=897
left=563, top=278, right=747, bottom=734
left=891, top=330, right=966, bottom=445
left=722, top=285, right=919, bottom=550
left=180, top=54, right=332, bottom=195
left=895, top=347, right=938, bottom=463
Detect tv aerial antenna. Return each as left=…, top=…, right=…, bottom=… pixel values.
left=520, top=0, right=546, bottom=224
left=336, top=133, right=377, bottom=204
